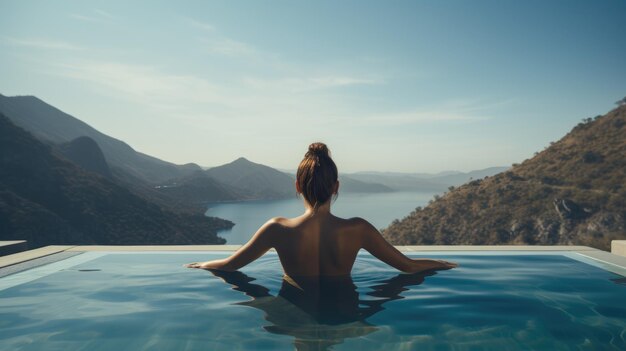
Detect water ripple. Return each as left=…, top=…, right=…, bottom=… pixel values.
left=0, top=252, right=624, bottom=350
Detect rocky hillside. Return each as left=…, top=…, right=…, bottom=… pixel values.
left=383, top=105, right=626, bottom=251
left=0, top=114, right=232, bottom=248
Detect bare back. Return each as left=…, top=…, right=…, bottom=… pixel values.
left=186, top=208, right=457, bottom=277
left=270, top=214, right=364, bottom=277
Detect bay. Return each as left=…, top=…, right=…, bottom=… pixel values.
left=205, top=191, right=438, bottom=244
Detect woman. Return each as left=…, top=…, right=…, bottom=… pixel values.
left=186, top=142, right=457, bottom=279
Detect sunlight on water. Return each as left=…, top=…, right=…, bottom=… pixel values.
left=0, top=252, right=625, bottom=351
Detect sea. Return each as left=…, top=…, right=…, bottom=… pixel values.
left=205, top=191, right=438, bottom=244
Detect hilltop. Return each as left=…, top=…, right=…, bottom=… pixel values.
left=383, top=105, right=626, bottom=251
left=206, top=157, right=295, bottom=199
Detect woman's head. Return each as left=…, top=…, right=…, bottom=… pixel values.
left=296, top=142, right=338, bottom=209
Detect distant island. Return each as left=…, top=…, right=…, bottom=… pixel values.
left=383, top=104, right=626, bottom=251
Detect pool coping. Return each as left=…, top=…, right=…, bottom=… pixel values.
left=2, top=245, right=626, bottom=271
left=0, top=241, right=27, bottom=256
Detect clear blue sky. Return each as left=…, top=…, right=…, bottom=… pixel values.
left=1, top=0, right=625, bottom=172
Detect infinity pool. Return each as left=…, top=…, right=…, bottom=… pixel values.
left=0, top=251, right=625, bottom=350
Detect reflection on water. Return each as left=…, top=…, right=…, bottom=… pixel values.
left=208, top=269, right=434, bottom=351
left=611, top=277, right=626, bottom=285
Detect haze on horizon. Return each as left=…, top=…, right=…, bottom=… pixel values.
left=1, top=1, right=625, bottom=173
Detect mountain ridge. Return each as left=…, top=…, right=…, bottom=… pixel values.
left=0, top=114, right=231, bottom=248
left=0, top=94, right=200, bottom=183
left=205, top=157, right=296, bottom=200
left=1, top=93, right=399, bottom=205
left=382, top=105, right=626, bottom=251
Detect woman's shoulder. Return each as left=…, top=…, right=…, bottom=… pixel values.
left=263, top=216, right=306, bottom=231
left=264, top=216, right=290, bottom=228
left=336, top=216, right=377, bottom=232
left=253, top=217, right=290, bottom=236
left=250, top=217, right=291, bottom=243
left=264, top=215, right=376, bottom=233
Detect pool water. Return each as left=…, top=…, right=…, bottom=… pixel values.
left=0, top=252, right=625, bottom=351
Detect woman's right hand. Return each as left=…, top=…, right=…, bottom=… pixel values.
left=409, top=259, right=458, bottom=273
left=184, top=259, right=233, bottom=270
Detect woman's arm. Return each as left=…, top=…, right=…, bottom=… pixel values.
left=186, top=219, right=279, bottom=271
left=358, top=218, right=457, bottom=273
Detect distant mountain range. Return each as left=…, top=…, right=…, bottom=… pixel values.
left=339, top=176, right=392, bottom=193
left=203, top=157, right=395, bottom=197
left=383, top=105, right=626, bottom=251
left=206, top=157, right=296, bottom=199
left=346, top=167, right=508, bottom=192
left=156, top=170, right=244, bottom=204
left=156, top=157, right=395, bottom=204
left=0, top=94, right=408, bottom=205
left=0, top=114, right=232, bottom=248
left=0, top=92, right=521, bottom=249
left=0, top=94, right=200, bottom=184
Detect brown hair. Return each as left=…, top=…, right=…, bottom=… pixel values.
left=296, top=142, right=338, bottom=209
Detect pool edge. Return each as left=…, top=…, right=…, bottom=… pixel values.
left=2, top=244, right=622, bottom=270
left=0, top=246, right=77, bottom=269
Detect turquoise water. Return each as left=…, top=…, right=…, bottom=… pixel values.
left=206, top=191, right=437, bottom=244
left=0, top=252, right=625, bottom=350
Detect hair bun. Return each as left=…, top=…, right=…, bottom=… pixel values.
left=308, top=142, right=330, bottom=158
left=297, top=142, right=338, bottom=209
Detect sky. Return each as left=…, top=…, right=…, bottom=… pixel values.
left=1, top=0, right=625, bottom=173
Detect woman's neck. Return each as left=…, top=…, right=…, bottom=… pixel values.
left=302, top=200, right=332, bottom=217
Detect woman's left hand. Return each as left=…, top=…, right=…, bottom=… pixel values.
left=185, top=261, right=210, bottom=269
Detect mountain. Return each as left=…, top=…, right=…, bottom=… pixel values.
left=347, top=167, right=507, bottom=192
left=0, top=114, right=232, bottom=248
left=0, top=93, right=391, bottom=205
left=346, top=173, right=448, bottom=191
left=382, top=106, right=626, bottom=251
left=155, top=171, right=245, bottom=204
left=202, top=157, right=395, bottom=200
left=205, top=157, right=295, bottom=200
left=0, top=94, right=200, bottom=183
left=339, top=176, right=392, bottom=193
left=58, top=136, right=112, bottom=179
left=432, top=167, right=509, bottom=186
